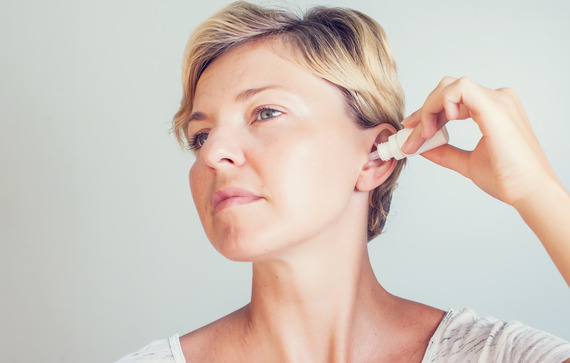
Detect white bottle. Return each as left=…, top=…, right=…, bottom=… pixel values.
left=369, top=126, right=450, bottom=161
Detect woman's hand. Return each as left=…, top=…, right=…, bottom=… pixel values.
left=402, top=76, right=570, bottom=286
left=401, top=76, right=558, bottom=207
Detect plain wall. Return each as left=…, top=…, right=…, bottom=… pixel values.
left=1, top=0, right=569, bottom=361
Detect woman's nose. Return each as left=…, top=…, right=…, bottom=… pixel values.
left=200, top=127, right=246, bottom=168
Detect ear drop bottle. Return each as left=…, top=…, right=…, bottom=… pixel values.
left=369, top=126, right=450, bottom=161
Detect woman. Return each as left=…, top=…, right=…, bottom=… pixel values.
left=117, top=1, right=570, bottom=362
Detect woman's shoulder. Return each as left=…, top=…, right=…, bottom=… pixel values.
left=422, top=308, right=570, bottom=363
left=178, top=307, right=247, bottom=361
left=114, top=311, right=244, bottom=363
left=114, top=335, right=186, bottom=363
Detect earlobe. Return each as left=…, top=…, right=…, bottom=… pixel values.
left=355, top=157, right=396, bottom=192
left=355, top=124, right=398, bottom=192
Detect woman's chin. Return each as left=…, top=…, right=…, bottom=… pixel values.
left=214, top=244, right=275, bottom=263
left=209, top=233, right=291, bottom=263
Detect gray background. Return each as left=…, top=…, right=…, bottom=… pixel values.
left=1, top=0, right=569, bottom=362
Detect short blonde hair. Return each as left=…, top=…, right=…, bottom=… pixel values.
left=172, top=1, right=405, bottom=241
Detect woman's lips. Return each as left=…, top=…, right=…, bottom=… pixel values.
left=212, top=187, right=262, bottom=213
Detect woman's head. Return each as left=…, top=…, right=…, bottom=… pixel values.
left=173, top=1, right=405, bottom=243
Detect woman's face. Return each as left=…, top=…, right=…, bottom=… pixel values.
left=188, top=40, right=371, bottom=262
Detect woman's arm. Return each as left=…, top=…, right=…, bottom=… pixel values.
left=401, top=77, right=570, bottom=287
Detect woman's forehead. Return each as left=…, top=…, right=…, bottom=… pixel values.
left=198, top=41, right=296, bottom=86
left=192, top=40, right=325, bottom=106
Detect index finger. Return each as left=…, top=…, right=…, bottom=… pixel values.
left=403, top=77, right=490, bottom=154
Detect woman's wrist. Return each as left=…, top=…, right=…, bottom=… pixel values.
left=513, top=177, right=570, bottom=286
left=512, top=176, right=569, bottom=217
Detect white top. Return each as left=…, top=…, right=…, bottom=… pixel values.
left=115, top=308, right=570, bottom=362
left=421, top=308, right=570, bottom=362
left=116, top=335, right=185, bottom=363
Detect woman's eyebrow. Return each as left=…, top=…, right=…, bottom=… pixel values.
left=235, top=84, right=285, bottom=102
left=188, top=111, right=207, bottom=124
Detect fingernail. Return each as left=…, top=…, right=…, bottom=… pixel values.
left=401, top=139, right=411, bottom=154
left=402, top=133, right=424, bottom=155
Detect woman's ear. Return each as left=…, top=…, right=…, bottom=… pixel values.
left=355, top=124, right=398, bottom=192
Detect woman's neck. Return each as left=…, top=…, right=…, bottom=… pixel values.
left=245, top=232, right=395, bottom=362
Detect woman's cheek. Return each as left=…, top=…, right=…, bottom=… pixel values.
left=273, top=133, right=339, bottom=210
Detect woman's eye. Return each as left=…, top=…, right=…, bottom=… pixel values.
left=255, top=108, right=282, bottom=121
left=188, top=132, right=209, bottom=151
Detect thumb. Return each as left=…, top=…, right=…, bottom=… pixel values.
left=420, top=144, right=471, bottom=179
